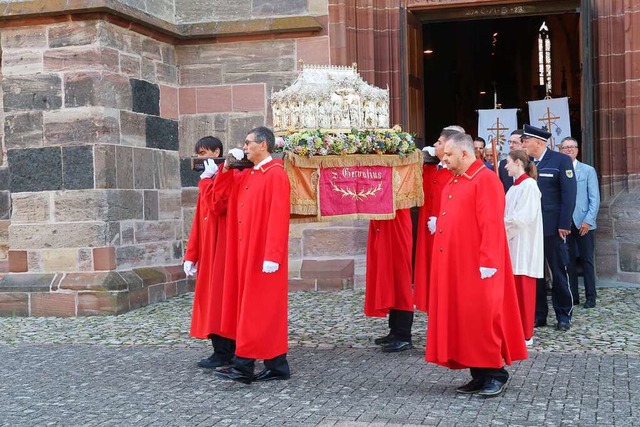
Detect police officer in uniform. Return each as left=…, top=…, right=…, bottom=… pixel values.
left=520, top=124, right=577, bottom=331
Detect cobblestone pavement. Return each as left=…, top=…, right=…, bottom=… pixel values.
left=1, top=287, right=639, bottom=426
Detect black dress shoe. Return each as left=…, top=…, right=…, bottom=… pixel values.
left=381, top=340, right=412, bottom=353
left=534, top=319, right=547, bottom=328
left=213, top=367, right=253, bottom=384
left=477, top=379, right=506, bottom=397
left=556, top=321, right=571, bottom=331
left=374, top=333, right=394, bottom=345
left=197, top=356, right=229, bottom=369
left=254, top=368, right=290, bottom=382
left=583, top=300, right=596, bottom=308
left=456, top=378, right=485, bottom=394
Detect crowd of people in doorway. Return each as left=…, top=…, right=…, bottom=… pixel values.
left=182, top=123, right=600, bottom=397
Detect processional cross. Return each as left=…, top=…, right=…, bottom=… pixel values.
left=538, top=107, right=560, bottom=149
left=486, top=117, right=509, bottom=176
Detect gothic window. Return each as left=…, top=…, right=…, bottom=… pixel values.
left=538, top=21, right=552, bottom=95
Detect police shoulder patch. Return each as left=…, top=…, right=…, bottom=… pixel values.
left=566, top=170, right=574, bottom=178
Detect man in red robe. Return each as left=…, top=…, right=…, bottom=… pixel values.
left=413, top=128, right=458, bottom=313
left=427, top=132, right=528, bottom=397
left=211, top=126, right=291, bottom=384
left=184, top=136, right=235, bottom=369
left=365, top=208, right=413, bottom=352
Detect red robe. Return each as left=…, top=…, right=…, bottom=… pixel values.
left=186, top=177, right=228, bottom=340
left=413, top=164, right=452, bottom=312
left=364, top=209, right=413, bottom=316
left=211, top=159, right=290, bottom=360
left=426, top=160, right=527, bottom=369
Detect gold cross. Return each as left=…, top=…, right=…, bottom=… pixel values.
left=538, top=107, right=561, bottom=149
left=487, top=117, right=509, bottom=146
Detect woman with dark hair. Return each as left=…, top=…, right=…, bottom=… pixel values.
left=504, top=150, right=544, bottom=347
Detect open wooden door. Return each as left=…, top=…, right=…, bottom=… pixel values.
left=401, top=8, right=424, bottom=144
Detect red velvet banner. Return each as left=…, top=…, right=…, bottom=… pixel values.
left=318, top=166, right=394, bottom=217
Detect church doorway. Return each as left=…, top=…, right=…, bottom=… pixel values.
left=403, top=0, right=591, bottom=162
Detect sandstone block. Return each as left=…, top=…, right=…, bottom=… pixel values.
left=44, top=46, right=120, bottom=72
left=156, top=62, right=178, bottom=85
left=164, top=281, right=178, bottom=298
left=31, top=292, right=76, bottom=317
left=302, top=227, right=368, bottom=256
left=161, top=44, right=176, bottom=64
left=134, top=267, right=169, bottom=287
left=175, top=0, right=253, bottom=23
left=0, top=293, right=29, bottom=317
left=160, top=85, right=179, bottom=120
left=116, top=146, right=134, bottom=189
left=229, top=114, right=265, bottom=147
left=106, top=190, right=144, bottom=221
left=8, top=147, right=62, bottom=193
left=133, top=148, right=156, bottom=189
left=1, top=49, right=43, bottom=75
left=288, top=278, right=315, bottom=292
left=119, top=53, right=142, bottom=78
left=0, top=192, right=10, bottom=220
left=134, top=221, right=177, bottom=243
left=177, top=40, right=295, bottom=68
left=64, top=72, right=132, bottom=110
left=181, top=187, right=198, bottom=206
left=289, top=237, right=302, bottom=259
left=619, top=243, right=640, bottom=273
left=44, top=108, right=120, bottom=145
left=121, top=221, right=135, bottom=245
left=0, top=27, right=47, bottom=49
left=97, top=21, right=143, bottom=54
left=158, top=191, right=182, bottom=220
left=0, top=169, right=9, bottom=191
left=179, top=65, right=223, bottom=87
left=53, top=190, right=107, bottom=222
left=129, top=287, right=148, bottom=310
left=8, top=250, right=28, bottom=273
left=141, top=37, right=162, bottom=61
left=42, top=248, right=79, bottom=272
left=141, top=57, right=157, bottom=82
left=94, top=144, right=117, bottom=189
left=77, top=291, right=129, bottom=316
left=116, top=244, right=146, bottom=269
left=93, top=246, right=117, bottom=271
left=154, top=151, right=181, bottom=190
left=48, top=21, right=99, bottom=48
left=196, top=86, right=232, bottom=113
left=78, top=248, right=93, bottom=271
left=120, top=111, right=147, bottom=147
left=178, top=87, right=196, bottom=114
left=183, top=208, right=195, bottom=239
left=308, top=0, right=329, bottom=14
left=317, top=278, right=353, bottom=291
left=9, top=222, right=107, bottom=250
left=62, top=145, right=94, bottom=190
left=11, top=192, right=51, bottom=223
left=144, top=190, right=159, bottom=220
left=301, top=259, right=355, bottom=279
left=59, top=271, right=128, bottom=291
left=296, top=36, right=330, bottom=65
left=232, top=84, right=266, bottom=112
left=252, top=0, right=307, bottom=16
left=0, top=272, right=54, bottom=292
left=2, top=74, right=62, bottom=111
left=148, top=283, right=166, bottom=304
left=3, top=112, right=44, bottom=149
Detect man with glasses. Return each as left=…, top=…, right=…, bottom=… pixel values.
left=520, top=124, right=577, bottom=332
left=211, top=126, right=292, bottom=384
left=559, top=137, right=600, bottom=308
left=497, top=129, right=524, bottom=193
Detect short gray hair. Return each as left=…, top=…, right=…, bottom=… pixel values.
left=445, top=132, right=474, bottom=154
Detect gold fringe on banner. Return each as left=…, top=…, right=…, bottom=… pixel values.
left=286, top=150, right=422, bottom=169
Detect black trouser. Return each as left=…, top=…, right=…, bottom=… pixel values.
left=210, top=334, right=236, bottom=363
left=388, top=309, right=414, bottom=342
left=470, top=367, right=509, bottom=384
left=535, top=234, right=573, bottom=324
left=232, top=353, right=290, bottom=377
left=567, top=224, right=597, bottom=304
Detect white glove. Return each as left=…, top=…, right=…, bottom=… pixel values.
left=225, top=148, right=245, bottom=167
left=427, top=216, right=437, bottom=235
left=480, top=267, right=497, bottom=279
left=262, top=260, right=279, bottom=273
left=199, top=159, right=218, bottom=179
left=183, top=260, right=197, bottom=277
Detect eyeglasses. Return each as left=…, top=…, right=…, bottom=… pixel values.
left=243, top=139, right=259, bottom=146
left=560, top=146, right=578, bottom=150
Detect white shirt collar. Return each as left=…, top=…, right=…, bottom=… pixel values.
left=437, top=161, right=448, bottom=169
left=536, top=148, right=548, bottom=162
left=572, top=159, right=578, bottom=168
left=254, top=155, right=273, bottom=170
